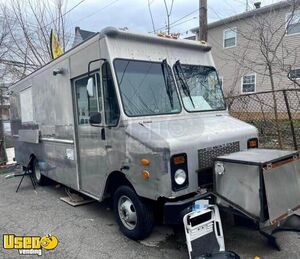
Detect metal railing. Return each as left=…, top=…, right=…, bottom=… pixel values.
left=227, top=89, right=300, bottom=150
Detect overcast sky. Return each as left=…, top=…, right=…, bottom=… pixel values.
left=66, top=0, right=281, bottom=37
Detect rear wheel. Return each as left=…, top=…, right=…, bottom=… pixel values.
left=113, top=186, right=154, bottom=240
left=33, top=160, right=48, bottom=186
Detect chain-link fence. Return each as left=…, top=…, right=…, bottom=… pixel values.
left=227, top=89, right=300, bottom=150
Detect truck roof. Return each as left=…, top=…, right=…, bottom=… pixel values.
left=100, top=27, right=211, bottom=51
left=10, top=27, right=211, bottom=89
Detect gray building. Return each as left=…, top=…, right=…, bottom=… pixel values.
left=72, top=27, right=96, bottom=47
left=191, top=1, right=300, bottom=96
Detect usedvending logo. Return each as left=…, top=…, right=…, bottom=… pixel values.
left=3, top=234, right=59, bottom=256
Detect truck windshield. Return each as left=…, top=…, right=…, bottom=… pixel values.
left=173, top=62, right=226, bottom=112
left=114, top=59, right=181, bottom=116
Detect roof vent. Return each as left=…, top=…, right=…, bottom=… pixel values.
left=254, top=2, right=261, bottom=9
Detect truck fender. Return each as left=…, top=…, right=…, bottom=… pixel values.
left=103, top=171, right=135, bottom=199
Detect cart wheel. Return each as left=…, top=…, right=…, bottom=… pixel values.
left=113, top=185, right=154, bottom=240
left=33, top=160, right=48, bottom=186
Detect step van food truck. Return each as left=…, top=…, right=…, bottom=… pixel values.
left=9, top=27, right=300, bottom=240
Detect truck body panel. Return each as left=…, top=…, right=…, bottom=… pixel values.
left=10, top=27, right=258, bottom=201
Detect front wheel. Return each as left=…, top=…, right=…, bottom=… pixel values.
left=113, top=186, right=154, bottom=240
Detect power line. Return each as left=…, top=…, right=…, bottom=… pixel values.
left=0, top=0, right=87, bottom=70
left=34, top=0, right=88, bottom=31
left=4, top=0, right=88, bottom=44
left=149, top=8, right=199, bottom=33
left=170, top=16, right=197, bottom=30
left=208, top=6, right=225, bottom=21
left=68, top=0, right=121, bottom=27
left=171, top=9, right=199, bottom=26
left=0, top=58, right=39, bottom=68
left=2, top=0, right=87, bottom=29
left=64, top=0, right=88, bottom=16
left=150, top=0, right=253, bottom=34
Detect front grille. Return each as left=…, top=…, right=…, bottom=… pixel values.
left=198, top=141, right=240, bottom=170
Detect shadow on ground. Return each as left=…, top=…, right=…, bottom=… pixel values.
left=0, top=168, right=299, bottom=259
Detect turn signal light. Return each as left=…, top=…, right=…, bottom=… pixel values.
left=142, top=170, right=150, bottom=180
left=173, top=155, right=185, bottom=165
left=140, top=159, right=150, bottom=166
left=248, top=138, right=258, bottom=148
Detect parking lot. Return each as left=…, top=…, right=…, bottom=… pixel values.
left=0, top=167, right=300, bottom=259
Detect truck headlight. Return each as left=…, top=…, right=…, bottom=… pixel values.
left=174, top=169, right=187, bottom=185
left=170, top=153, right=189, bottom=191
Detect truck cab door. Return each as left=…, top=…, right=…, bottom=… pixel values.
left=73, top=62, right=120, bottom=198
left=74, top=71, right=106, bottom=197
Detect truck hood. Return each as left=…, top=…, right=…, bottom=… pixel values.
left=126, top=114, right=258, bottom=153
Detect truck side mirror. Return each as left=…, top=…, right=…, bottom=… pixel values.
left=86, top=77, right=94, bottom=97
left=89, top=112, right=101, bottom=125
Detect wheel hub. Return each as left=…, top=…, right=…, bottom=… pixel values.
left=118, top=195, right=137, bottom=230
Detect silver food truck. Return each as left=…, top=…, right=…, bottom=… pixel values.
left=9, top=27, right=300, bottom=241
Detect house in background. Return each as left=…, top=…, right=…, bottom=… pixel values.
left=0, top=83, right=11, bottom=122
left=0, top=83, right=12, bottom=148
left=72, top=27, right=96, bottom=47
left=191, top=1, right=300, bottom=96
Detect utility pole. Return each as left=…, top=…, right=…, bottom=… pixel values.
left=199, top=0, right=207, bottom=42
left=246, top=0, right=249, bottom=11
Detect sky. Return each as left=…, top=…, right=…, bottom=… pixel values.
left=66, top=0, right=282, bottom=37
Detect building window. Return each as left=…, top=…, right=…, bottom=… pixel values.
left=223, top=28, right=237, bottom=48
left=289, top=68, right=300, bottom=79
left=286, top=10, right=300, bottom=35
left=241, top=74, right=256, bottom=93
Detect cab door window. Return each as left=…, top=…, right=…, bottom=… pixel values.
left=75, top=73, right=102, bottom=125
left=102, top=62, right=120, bottom=126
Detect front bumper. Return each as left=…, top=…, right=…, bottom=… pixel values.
left=163, top=192, right=213, bottom=224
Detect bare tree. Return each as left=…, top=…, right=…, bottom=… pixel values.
left=0, top=6, right=12, bottom=81
left=219, top=0, right=300, bottom=148
left=0, top=0, right=73, bottom=81
left=0, top=9, right=11, bottom=163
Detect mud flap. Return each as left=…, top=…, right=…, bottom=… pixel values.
left=262, top=157, right=300, bottom=225
left=260, top=156, right=300, bottom=250
left=183, top=205, right=225, bottom=259
left=260, top=212, right=300, bottom=250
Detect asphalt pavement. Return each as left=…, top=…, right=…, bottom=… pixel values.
left=0, top=166, right=299, bottom=259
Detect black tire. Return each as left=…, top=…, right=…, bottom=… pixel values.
left=113, top=185, right=154, bottom=240
left=32, top=160, right=48, bottom=186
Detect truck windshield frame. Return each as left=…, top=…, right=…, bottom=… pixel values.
left=113, top=58, right=182, bottom=117
left=173, top=62, right=226, bottom=113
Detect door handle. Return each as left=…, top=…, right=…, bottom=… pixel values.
left=101, top=128, right=105, bottom=140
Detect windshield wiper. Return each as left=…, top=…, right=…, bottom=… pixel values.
left=175, top=60, right=195, bottom=108
left=161, top=59, right=174, bottom=109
